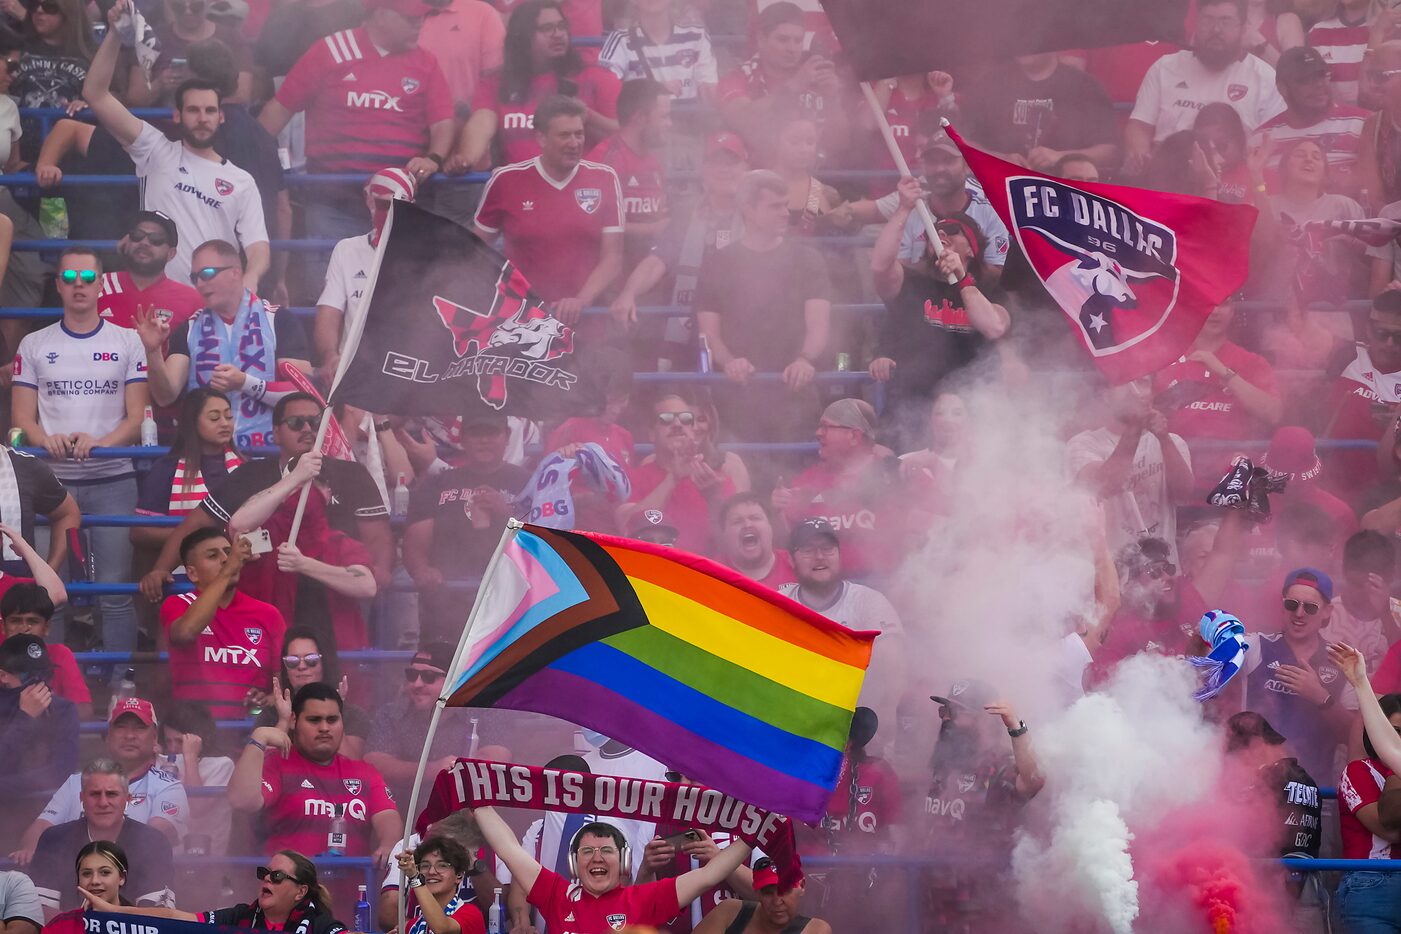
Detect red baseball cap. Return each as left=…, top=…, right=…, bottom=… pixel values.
left=752, top=859, right=779, bottom=890
left=704, top=132, right=748, bottom=163
left=368, top=0, right=435, bottom=18
left=109, top=697, right=157, bottom=727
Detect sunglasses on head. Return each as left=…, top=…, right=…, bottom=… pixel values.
left=663, top=770, right=682, bottom=783
left=3, top=58, right=21, bottom=74
left=126, top=229, right=169, bottom=247
left=1283, top=598, right=1322, bottom=615
left=256, top=867, right=296, bottom=884
left=404, top=667, right=444, bottom=684
left=657, top=411, right=695, bottom=426
left=60, top=268, right=97, bottom=285
left=35, top=2, right=63, bottom=15
left=282, top=653, right=322, bottom=668
left=753, top=857, right=774, bottom=872
left=190, top=265, right=234, bottom=285
left=278, top=415, right=319, bottom=431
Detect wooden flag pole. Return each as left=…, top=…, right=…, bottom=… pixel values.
left=859, top=81, right=959, bottom=285
left=398, top=519, right=524, bottom=934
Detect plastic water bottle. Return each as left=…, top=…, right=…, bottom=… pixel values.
left=392, top=473, right=410, bottom=521
left=140, top=406, right=159, bottom=446
left=487, top=889, right=503, bottom=934
left=697, top=335, right=712, bottom=374
left=354, top=884, right=371, bottom=932
left=108, top=668, right=136, bottom=718
left=326, top=804, right=347, bottom=856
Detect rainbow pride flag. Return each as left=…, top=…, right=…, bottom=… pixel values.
left=444, top=524, right=878, bottom=823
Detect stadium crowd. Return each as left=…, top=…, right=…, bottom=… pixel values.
left=7, top=0, right=1401, bottom=929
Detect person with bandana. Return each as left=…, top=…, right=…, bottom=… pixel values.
left=313, top=167, right=418, bottom=382
left=138, top=239, right=312, bottom=452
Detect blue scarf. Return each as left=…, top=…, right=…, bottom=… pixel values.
left=1189, top=609, right=1248, bottom=701
left=408, top=896, right=466, bottom=934
left=189, top=290, right=277, bottom=450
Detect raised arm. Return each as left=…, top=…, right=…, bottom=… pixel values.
left=81, top=3, right=145, bottom=148
left=472, top=805, right=541, bottom=895
left=673, top=839, right=751, bottom=906
left=871, top=177, right=918, bottom=301
left=168, top=538, right=250, bottom=644
left=0, top=525, right=66, bottom=606
left=228, top=452, right=321, bottom=536
left=1332, top=642, right=1401, bottom=772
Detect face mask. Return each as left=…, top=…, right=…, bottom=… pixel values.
left=577, top=729, right=610, bottom=751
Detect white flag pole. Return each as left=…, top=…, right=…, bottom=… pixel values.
left=859, top=81, right=959, bottom=285
left=287, top=201, right=401, bottom=548
left=398, top=519, right=524, bottom=933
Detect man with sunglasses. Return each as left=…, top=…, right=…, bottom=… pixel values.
left=98, top=211, right=201, bottom=335
left=365, top=643, right=461, bottom=804
left=10, top=246, right=150, bottom=656
left=159, top=527, right=286, bottom=720
left=1323, top=289, right=1401, bottom=494
left=230, top=682, right=401, bottom=866
left=1240, top=567, right=1354, bottom=786
left=84, top=0, right=270, bottom=290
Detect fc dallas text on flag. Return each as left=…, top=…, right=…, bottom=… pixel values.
left=945, top=126, right=1258, bottom=383
left=330, top=200, right=602, bottom=418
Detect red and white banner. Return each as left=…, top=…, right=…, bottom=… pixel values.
left=946, top=125, right=1258, bottom=383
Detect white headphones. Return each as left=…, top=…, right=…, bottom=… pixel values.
left=567, top=822, right=630, bottom=879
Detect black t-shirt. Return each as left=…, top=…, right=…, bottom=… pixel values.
left=407, top=462, right=530, bottom=578
left=1262, top=756, right=1321, bottom=859
left=878, top=266, right=997, bottom=400
left=204, top=898, right=346, bottom=934
left=964, top=64, right=1117, bottom=157
left=12, top=41, right=87, bottom=162
left=169, top=309, right=311, bottom=364
left=213, top=104, right=285, bottom=223
left=201, top=456, right=388, bottom=535
left=60, top=124, right=140, bottom=242
left=693, top=239, right=832, bottom=370
left=5, top=449, right=69, bottom=546
left=31, top=817, right=173, bottom=911
left=253, top=0, right=365, bottom=77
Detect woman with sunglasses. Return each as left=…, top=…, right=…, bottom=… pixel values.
left=132, top=388, right=242, bottom=551
left=78, top=849, right=347, bottom=934
left=450, top=0, right=619, bottom=172
left=1238, top=567, right=1352, bottom=788
left=42, top=841, right=131, bottom=934
left=396, top=836, right=485, bottom=934
left=255, top=627, right=369, bottom=758
left=9, top=0, right=98, bottom=163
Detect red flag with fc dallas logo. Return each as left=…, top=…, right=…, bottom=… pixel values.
left=944, top=125, right=1257, bottom=384
left=329, top=201, right=604, bottom=418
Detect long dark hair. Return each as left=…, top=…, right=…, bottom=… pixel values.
left=277, top=626, right=341, bottom=687
left=1364, top=694, right=1401, bottom=760
left=172, top=388, right=235, bottom=493
left=75, top=840, right=133, bottom=906
left=163, top=700, right=222, bottom=757
left=499, top=0, right=582, bottom=103
left=22, top=0, right=96, bottom=61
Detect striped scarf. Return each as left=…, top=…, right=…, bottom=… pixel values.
left=1189, top=609, right=1248, bottom=701
left=168, top=450, right=243, bottom=514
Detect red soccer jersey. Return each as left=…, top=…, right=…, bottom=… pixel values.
left=276, top=28, right=454, bottom=173
left=97, top=271, right=201, bottom=333
left=260, top=747, right=395, bottom=856
left=474, top=157, right=623, bottom=300
left=787, top=458, right=905, bottom=579
left=47, top=642, right=90, bottom=705
left=471, top=68, right=621, bottom=166
left=586, top=137, right=665, bottom=228
left=1154, top=342, right=1278, bottom=483
left=806, top=754, right=902, bottom=857
left=755, top=549, right=796, bottom=590
left=626, top=459, right=734, bottom=555
left=527, top=869, right=679, bottom=934
left=1339, top=758, right=1399, bottom=860
left=160, top=589, right=286, bottom=719
left=1080, top=40, right=1178, bottom=103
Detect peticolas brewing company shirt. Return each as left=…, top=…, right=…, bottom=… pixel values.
left=528, top=869, right=679, bottom=934
left=260, top=746, right=395, bottom=855
left=12, top=319, right=147, bottom=481
left=160, top=588, right=287, bottom=719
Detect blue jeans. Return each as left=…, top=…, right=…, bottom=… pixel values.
left=1338, top=871, right=1401, bottom=933
left=65, top=475, right=138, bottom=653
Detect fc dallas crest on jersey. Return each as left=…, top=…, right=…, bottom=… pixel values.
left=215, top=178, right=234, bottom=196
left=945, top=124, right=1257, bottom=383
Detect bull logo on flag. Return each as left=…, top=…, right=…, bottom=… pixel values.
left=432, top=262, right=575, bottom=409
left=1008, top=177, right=1180, bottom=355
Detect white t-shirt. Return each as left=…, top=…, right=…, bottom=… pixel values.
left=877, top=180, right=1010, bottom=268
left=126, top=122, right=269, bottom=282
left=318, top=232, right=377, bottom=349
left=1129, top=49, right=1286, bottom=141
left=40, top=763, right=189, bottom=836
left=12, top=320, right=148, bottom=480
left=0, top=96, right=20, bottom=168
left=598, top=22, right=719, bottom=101
left=1065, top=426, right=1192, bottom=562
left=159, top=754, right=234, bottom=855
left=777, top=580, right=903, bottom=635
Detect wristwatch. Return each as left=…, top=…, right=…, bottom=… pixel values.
left=1318, top=693, right=1337, bottom=710
left=374, top=419, right=393, bottom=433
left=1007, top=721, right=1028, bottom=738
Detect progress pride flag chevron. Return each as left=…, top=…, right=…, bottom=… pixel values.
left=415, top=758, right=804, bottom=890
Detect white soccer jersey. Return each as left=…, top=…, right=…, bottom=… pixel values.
left=40, top=763, right=188, bottom=835
left=12, top=320, right=147, bottom=480
left=1129, top=49, right=1286, bottom=141
left=126, top=122, right=269, bottom=282
left=877, top=180, right=1011, bottom=267
left=598, top=23, right=718, bottom=101
left=317, top=232, right=376, bottom=349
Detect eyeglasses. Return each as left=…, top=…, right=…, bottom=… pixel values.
left=126, top=229, right=170, bottom=247
left=576, top=846, right=617, bottom=859
left=190, top=265, right=235, bottom=284
left=795, top=543, right=837, bottom=558
left=416, top=860, right=454, bottom=874
left=59, top=269, right=97, bottom=285
left=282, top=653, right=322, bottom=668
left=656, top=411, right=695, bottom=426
left=256, top=867, right=295, bottom=884
left=278, top=415, right=320, bottom=431
left=1144, top=562, right=1176, bottom=580
left=404, top=668, right=444, bottom=684
left=3, top=58, right=20, bottom=74
left=35, top=2, right=63, bottom=15
left=1283, top=598, right=1322, bottom=615
left=535, top=20, right=568, bottom=34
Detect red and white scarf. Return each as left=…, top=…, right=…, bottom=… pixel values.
left=168, top=450, right=243, bottom=514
